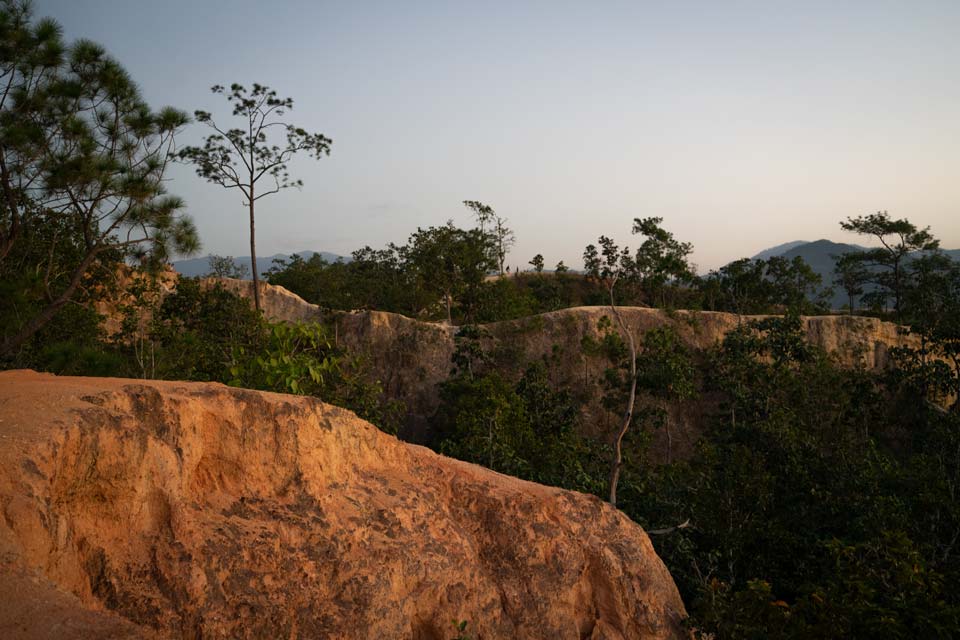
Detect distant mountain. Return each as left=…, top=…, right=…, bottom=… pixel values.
left=750, top=240, right=810, bottom=262
left=781, top=240, right=866, bottom=308
left=172, top=251, right=345, bottom=279
left=746, top=240, right=960, bottom=309
left=742, top=239, right=862, bottom=308
left=780, top=239, right=865, bottom=272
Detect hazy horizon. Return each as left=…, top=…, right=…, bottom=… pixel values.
left=34, top=1, right=960, bottom=271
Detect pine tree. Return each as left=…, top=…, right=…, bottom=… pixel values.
left=178, top=83, right=331, bottom=312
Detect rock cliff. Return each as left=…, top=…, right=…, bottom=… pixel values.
left=331, top=306, right=916, bottom=442
left=203, top=277, right=324, bottom=324
left=0, top=370, right=688, bottom=639
left=97, top=274, right=920, bottom=450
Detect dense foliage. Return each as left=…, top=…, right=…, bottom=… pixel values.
left=638, top=317, right=960, bottom=638
left=267, top=246, right=610, bottom=322
left=426, top=312, right=960, bottom=638
left=698, top=256, right=831, bottom=315
left=431, top=327, right=609, bottom=493
left=266, top=215, right=835, bottom=323
left=4, top=274, right=403, bottom=433
left=839, top=211, right=940, bottom=318
left=0, top=0, right=198, bottom=357
left=420, top=220, right=960, bottom=638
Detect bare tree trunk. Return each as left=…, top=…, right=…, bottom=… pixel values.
left=952, top=355, right=960, bottom=414
left=893, top=260, right=902, bottom=321
left=607, top=283, right=637, bottom=507
left=249, top=180, right=261, bottom=313
left=665, top=409, right=673, bottom=464
left=445, top=292, right=452, bottom=324
left=0, top=153, right=21, bottom=263
left=487, top=416, right=494, bottom=468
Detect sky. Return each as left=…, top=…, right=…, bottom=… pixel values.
left=34, top=0, right=960, bottom=272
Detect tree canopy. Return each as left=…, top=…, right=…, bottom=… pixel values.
left=840, top=211, right=939, bottom=317
left=0, top=0, right=198, bottom=357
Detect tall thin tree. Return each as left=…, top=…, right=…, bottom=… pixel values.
left=584, top=218, right=694, bottom=506
left=179, top=83, right=331, bottom=312
left=584, top=235, right=638, bottom=506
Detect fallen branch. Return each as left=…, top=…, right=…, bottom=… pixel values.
left=648, top=519, right=692, bottom=536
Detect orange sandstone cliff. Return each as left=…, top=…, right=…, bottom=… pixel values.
left=0, top=370, right=688, bottom=639
left=99, top=275, right=919, bottom=455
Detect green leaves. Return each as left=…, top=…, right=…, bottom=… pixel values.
left=583, top=218, right=696, bottom=310
left=0, top=0, right=196, bottom=355
left=405, top=222, right=497, bottom=322
left=218, top=314, right=402, bottom=433
left=434, top=361, right=606, bottom=495
left=633, top=216, right=695, bottom=306
left=636, top=326, right=696, bottom=400
left=177, top=82, right=332, bottom=203
left=699, top=255, right=830, bottom=315
left=840, top=211, right=941, bottom=317
left=175, top=81, right=331, bottom=310
left=449, top=619, right=472, bottom=640
left=228, top=321, right=338, bottom=397
left=627, top=310, right=960, bottom=638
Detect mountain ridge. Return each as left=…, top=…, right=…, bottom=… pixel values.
left=750, top=240, right=811, bottom=261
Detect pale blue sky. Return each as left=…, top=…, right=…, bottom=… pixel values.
left=35, top=1, right=960, bottom=270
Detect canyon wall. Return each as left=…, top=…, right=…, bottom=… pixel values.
left=100, top=275, right=919, bottom=450
left=333, top=306, right=915, bottom=443
left=0, top=371, right=688, bottom=639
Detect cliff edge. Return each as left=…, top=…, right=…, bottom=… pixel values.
left=0, top=370, right=687, bottom=639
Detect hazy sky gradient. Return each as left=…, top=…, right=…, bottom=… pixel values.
left=35, top=1, right=960, bottom=271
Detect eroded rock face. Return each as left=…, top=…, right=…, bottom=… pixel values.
left=330, top=306, right=917, bottom=442
left=201, top=276, right=325, bottom=323
left=0, top=371, right=688, bottom=639
left=98, top=274, right=919, bottom=454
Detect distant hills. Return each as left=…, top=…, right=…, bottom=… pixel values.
left=748, top=240, right=960, bottom=309
left=754, top=238, right=866, bottom=277
left=746, top=239, right=865, bottom=308
left=750, top=240, right=811, bottom=262
left=172, top=251, right=345, bottom=279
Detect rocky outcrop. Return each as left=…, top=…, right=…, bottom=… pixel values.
left=0, top=370, right=688, bottom=639
left=95, top=271, right=322, bottom=340
left=202, top=277, right=324, bottom=323
left=94, top=266, right=179, bottom=339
